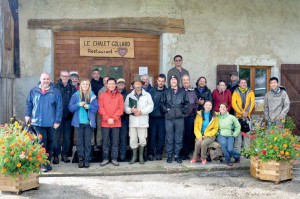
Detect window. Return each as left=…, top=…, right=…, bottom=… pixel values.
left=239, top=66, right=271, bottom=112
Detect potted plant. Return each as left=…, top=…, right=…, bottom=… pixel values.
left=242, top=116, right=300, bottom=183
left=0, top=118, right=49, bottom=194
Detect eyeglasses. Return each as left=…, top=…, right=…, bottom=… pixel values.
left=175, top=59, right=182, bottom=62
left=61, top=75, right=70, bottom=78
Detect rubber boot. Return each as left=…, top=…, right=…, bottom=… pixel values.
left=129, top=148, right=137, bottom=164
left=139, top=146, right=145, bottom=164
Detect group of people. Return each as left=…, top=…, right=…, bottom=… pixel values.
left=25, top=55, right=290, bottom=172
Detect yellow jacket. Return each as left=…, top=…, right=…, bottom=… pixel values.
left=194, top=111, right=219, bottom=140
left=232, top=88, right=255, bottom=118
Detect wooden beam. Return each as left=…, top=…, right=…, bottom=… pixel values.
left=27, top=17, right=185, bottom=34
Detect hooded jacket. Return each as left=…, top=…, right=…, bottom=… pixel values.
left=212, top=88, right=232, bottom=112
left=149, top=85, right=167, bottom=118
left=194, top=111, right=219, bottom=140
left=264, top=86, right=290, bottom=122
left=232, top=87, right=255, bottom=118
left=26, top=82, right=63, bottom=127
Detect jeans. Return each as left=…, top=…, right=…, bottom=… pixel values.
left=102, top=127, right=120, bottom=160
left=165, top=118, right=184, bottom=157
left=33, top=126, right=55, bottom=162
left=53, top=119, right=72, bottom=157
left=76, top=124, right=93, bottom=163
left=148, top=117, right=166, bottom=156
left=182, top=116, right=196, bottom=156
left=217, top=135, right=240, bottom=163
left=119, top=117, right=129, bottom=159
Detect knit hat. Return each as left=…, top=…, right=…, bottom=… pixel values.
left=169, top=75, right=179, bottom=83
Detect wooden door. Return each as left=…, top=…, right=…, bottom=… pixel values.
left=216, top=65, right=237, bottom=85
left=281, top=64, right=300, bottom=135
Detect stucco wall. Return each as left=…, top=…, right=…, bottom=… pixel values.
left=15, top=0, right=300, bottom=119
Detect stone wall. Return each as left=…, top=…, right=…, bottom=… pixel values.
left=15, top=0, right=300, bottom=119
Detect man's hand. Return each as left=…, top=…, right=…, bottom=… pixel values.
left=25, top=117, right=31, bottom=124
left=131, top=106, right=138, bottom=114
left=108, top=118, right=114, bottom=125
left=79, top=102, right=85, bottom=107
left=134, top=109, right=142, bottom=116
left=242, top=111, right=248, bottom=118
left=53, top=123, right=60, bottom=129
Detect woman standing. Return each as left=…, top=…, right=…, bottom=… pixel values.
left=191, top=101, right=218, bottom=164
left=212, top=80, right=232, bottom=112
left=69, top=79, right=98, bottom=168
left=216, top=103, right=241, bottom=166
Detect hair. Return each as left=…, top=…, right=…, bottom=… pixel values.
left=239, top=78, right=247, bottom=84
left=196, top=76, right=207, bottom=86
left=219, top=102, right=228, bottom=109
left=158, top=73, right=166, bottom=80
left=201, top=100, right=215, bottom=121
left=141, top=74, right=149, bottom=80
left=60, top=70, right=70, bottom=74
left=70, top=73, right=79, bottom=79
left=270, top=77, right=278, bottom=83
left=92, top=68, right=100, bottom=73
left=218, top=80, right=226, bottom=85
left=173, top=55, right=183, bottom=61
left=79, top=79, right=91, bottom=103
left=107, top=78, right=116, bottom=84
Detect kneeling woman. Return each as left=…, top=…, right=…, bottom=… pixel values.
left=68, top=79, right=98, bottom=168
left=191, top=100, right=218, bottom=164
left=217, top=103, right=241, bottom=166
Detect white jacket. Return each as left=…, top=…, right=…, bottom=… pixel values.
left=125, top=89, right=154, bottom=128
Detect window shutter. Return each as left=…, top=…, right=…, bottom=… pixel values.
left=216, top=65, right=237, bottom=85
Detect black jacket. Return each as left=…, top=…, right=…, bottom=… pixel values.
left=56, top=79, right=76, bottom=120
left=91, top=78, right=104, bottom=98
left=160, top=88, right=190, bottom=120
left=119, top=89, right=129, bottom=120
left=194, top=86, right=212, bottom=110
left=185, top=88, right=199, bottom=117
left=149, top=85, right=167, bottom=118
left=227, top=81, right=239, bottom=94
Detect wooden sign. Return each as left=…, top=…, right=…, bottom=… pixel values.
left=80, top=37, right=134, bottom=58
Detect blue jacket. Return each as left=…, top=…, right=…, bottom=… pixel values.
left=68, top=91, right=99, bottom=128
left=26, top=83, right=63, bottom=127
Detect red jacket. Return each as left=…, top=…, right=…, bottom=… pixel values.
left=212, top=89, right=232, bottom=112
left=98, top=89, right=124, bottom=128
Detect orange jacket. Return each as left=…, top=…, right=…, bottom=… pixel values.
left=98, top=89, right=124, bottom=128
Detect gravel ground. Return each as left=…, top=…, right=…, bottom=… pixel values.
left=1, top=171, right=299, bottom=199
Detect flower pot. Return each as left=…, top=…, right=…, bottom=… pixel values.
left=250, top=156, right=293, bottom=183
left=0, top=173, right=39, bottom=195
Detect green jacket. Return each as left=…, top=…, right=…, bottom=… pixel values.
left=217, top=112, right=241, bottom=137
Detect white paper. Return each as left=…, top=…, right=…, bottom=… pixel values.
left=139, top=66, right=148, bottom=75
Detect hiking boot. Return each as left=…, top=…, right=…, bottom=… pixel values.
left=78, top=157, right=84, bottom=168
left=167, top=156, right=173, bottom=163
left=84, top=162, right=90, bottom=168
left=111, top=159, right=119, bottom=166
left=100, top=159, right=109, bottom=166
left=175, top=156, right=182, bottom=163
left=52, top=157, right=59, bottom=164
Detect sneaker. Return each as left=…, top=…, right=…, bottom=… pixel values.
left=84, top=162, right=90, bottom=168
left=190, top=159, right=196, bottom=163
left=78, top=161, right=84, bottom=168
left=156, top=155, right=162, bottom=161
left=175, top=156, right=182, bottom=163
left=111, top=159, right=119, bottom=166
left=52, top=157, right=59, bottom=164
left=227, top=162, right=233, bottom=166
left=167, top=156, right=172, bottom=163
left=47, top=165, right=52, bottom=171
left=100, top=159, right=109, bottom=167
left=62, top=156, right=70, bottom=163
left=201, top=159, right=207, bottom=165
left=147, top=155, right=154, bottom=161
left=41, top=166, right=48, bottom=172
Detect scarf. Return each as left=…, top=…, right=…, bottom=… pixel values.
left=238, top=86, right=248, bottom=93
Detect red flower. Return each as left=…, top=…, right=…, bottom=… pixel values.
left=261, top=149, right=267, bottom=155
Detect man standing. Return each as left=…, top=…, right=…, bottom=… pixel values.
left=264, top=77, right=290, bottom=127
left=125, top=77, right=154, bottom=164
left=161, top=75, right=189, bottom=163
left=53, top=70, right=76, bottom=164
left=25, top=72, right=62, bottom=172
left=116, top=78, right=129, bottom=162
left=91, top=69, right=104, bottom=97
left=148, top=74, right=167, bottom=161
left=167, top=55, right=189, bottom=88
left=227, top=72, right=239, bottom=94
left=195, top=77, right=212, bottom=111
left=232, top=78, right=255, bottom=152
left=99, top=78, right=124, bottom=166
left=181, top=74, right=198, bottom=160
left=141, top=74, right=152, bottom=92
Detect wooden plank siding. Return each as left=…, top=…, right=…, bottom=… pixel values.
left=54, top=31, right=160, bottom=88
